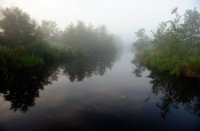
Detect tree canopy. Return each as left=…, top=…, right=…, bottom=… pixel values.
left=0, top=7, right=42, bottom=47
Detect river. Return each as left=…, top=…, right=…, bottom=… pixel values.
left=0, top=49, right=200, bottom=131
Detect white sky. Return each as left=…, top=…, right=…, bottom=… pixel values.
left=1, top=0, right=200, bottom=44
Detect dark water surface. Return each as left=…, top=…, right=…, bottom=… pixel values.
left=0, top=50, right=200, bottom=131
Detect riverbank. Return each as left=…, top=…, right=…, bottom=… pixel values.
left=133, top=9, right=200, bottom=78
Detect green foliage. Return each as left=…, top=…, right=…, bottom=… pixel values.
left=133, top=8, right=200, bottom=78
left=0, top=7, right=76, bottom=69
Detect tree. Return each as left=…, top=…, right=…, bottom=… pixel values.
left=0, top=7, right=42, bottom=47
left=40, top=20, right=63, bottom=44
left=182, top=8, right=200, bottom=47
left=133, top=28, right=150, bottom=52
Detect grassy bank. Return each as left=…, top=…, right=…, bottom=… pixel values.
left=133, top=8, right=200, bottom=78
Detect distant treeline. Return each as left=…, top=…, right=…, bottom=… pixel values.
left=133, top=8, right=200, bottom=78
left=0, top=7, right=119, bottom=71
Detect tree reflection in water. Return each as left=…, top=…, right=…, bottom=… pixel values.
left=0, top=64, right=59, bottom=112
left=63, top=54, right=116, bottom=82
left=0, top=54, right=117, bottom=112
left=132, top=58, right=200, bottom=119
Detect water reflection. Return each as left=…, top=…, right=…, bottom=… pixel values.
left=150, top=72, right=200, bottom=119
left=63, top=55, right=116, bottom=82
left=0, top=64, right=59, bottom=112
left=0, top=54, right=116, bottom=112
left=132, top=58, right=146, bottom=77
left=132, top=58, right=200, bottom=119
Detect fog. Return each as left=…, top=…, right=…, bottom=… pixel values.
left=1, top=0, right=199, bottom=44
left=1, top=1, right=200, bottom=130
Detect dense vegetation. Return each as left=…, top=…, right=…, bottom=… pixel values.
left=133, top=8, right=200, bottom=78
left=0, top=7, right=119, bottom=76
left=0, top=7, right=74, bottom=71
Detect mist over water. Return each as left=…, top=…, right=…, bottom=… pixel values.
left=0, top=0, right=200, bottom=131
left=1, top=0, right=199, bottom=44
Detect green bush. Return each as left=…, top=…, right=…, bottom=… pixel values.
left=133, top=8, right=200, bottom=78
